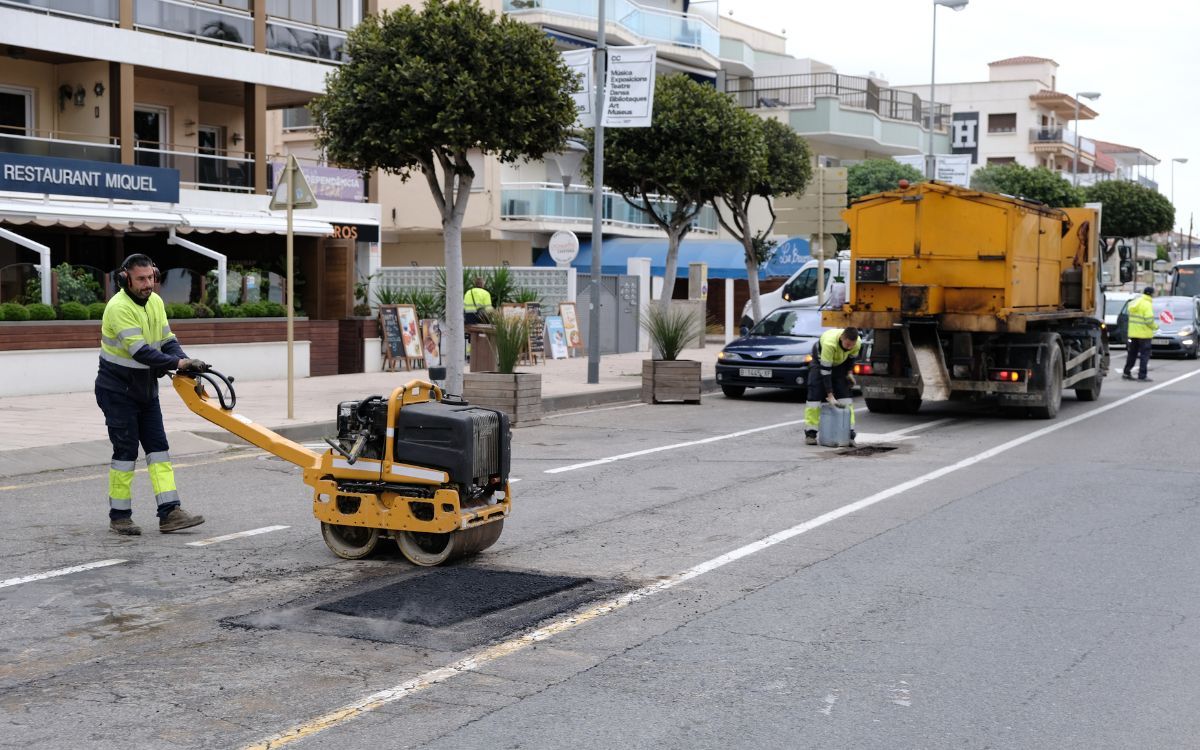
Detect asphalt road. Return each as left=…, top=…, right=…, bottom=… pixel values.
left=4, top=354, right=1200, bottom=749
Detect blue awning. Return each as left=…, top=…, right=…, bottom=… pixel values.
left=534, top=236, right=810, bottom=279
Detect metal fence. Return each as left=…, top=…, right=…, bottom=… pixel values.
left=726, top=73, right=949, bottom=129
left=376, top=266, right=573, bottom=310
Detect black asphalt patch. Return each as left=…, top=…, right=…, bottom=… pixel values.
left=315, top=568, right=589, bottom=627
left=224, top=565, right=632, bottom=651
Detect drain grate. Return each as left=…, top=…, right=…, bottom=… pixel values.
left=316, top=568, right=587, bottom=627
left=840, top=445, right=898, bottom=456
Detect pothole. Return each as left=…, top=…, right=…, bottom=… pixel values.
left=840, top=445, right=899, bottom=457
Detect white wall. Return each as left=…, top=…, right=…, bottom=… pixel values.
left=0, top=341, right=311, bottom=397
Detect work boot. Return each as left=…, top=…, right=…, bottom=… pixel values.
left=1122, top=372, right=1134, bottom=381
left=804, top=430, right=818, bottom=446
left=848, top=429, right=857, bottom=448
left=109, top=518, right=142, bottom=536
left=159, top=507, right=205, bottom=533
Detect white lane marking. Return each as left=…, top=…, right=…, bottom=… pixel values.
left=544, top=418, right=808, bottom=474
left=543, top=402, right=645, bottom=419
left=509, top=477, right=522, bottom=483
left=243, top=370, right=1200, bottom=750
left=185, top=525, right=290, bottom=547
left=857, top=417, right=958, bottom=444
left=0, top=559, right=126, bottom=590
left=820, top=689, right=840, bottom=716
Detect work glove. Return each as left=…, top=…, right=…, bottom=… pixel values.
left=178, top=358, right=209, bottom=373
left=825, top=393, right=838, bottom=406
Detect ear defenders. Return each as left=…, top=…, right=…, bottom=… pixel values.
left=115, top=254, right=161, bottom=290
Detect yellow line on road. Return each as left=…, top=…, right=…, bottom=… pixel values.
left=0, top=450, right=258, bottom=492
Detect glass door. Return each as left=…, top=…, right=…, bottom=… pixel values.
left=134, top=105, right=168, bottom=168
left=197, top=125, right=223, bottom=188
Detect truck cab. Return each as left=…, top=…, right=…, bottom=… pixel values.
left=741, top=253, right=850, bottom=329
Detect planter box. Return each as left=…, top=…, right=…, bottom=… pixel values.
left=463, top=372, right=542, bottom=426
left=642, top=359, right=702, bottom=404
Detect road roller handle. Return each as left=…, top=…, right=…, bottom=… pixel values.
left=170, top=367, right=322, bottom=471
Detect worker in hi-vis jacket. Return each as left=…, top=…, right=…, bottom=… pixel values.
left=804, top=327, right=861, bottom=446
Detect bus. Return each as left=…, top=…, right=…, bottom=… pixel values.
left=1170, top=258, right=1200, bottom=297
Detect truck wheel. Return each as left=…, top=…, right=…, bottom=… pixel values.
left=721, top=385, right=746, bottom=398
left=865, top=398, right=895, bottom=414
left=1075, top=371, right=1102, bottom=401
left=1030, top=343, right=1063, bottom=419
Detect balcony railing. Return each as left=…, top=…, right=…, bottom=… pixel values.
left=501, top=182, right=718, bottom=235
left=504, top=0, right=719, bottom=58
left=0, top=127, right=120, bottom=163
left=134, top=141, right=253, bottom=192
left=266, top=16, right=347, bottom=63
left=1137, top=175, right=1159, bottom=191
left=726, top=73, right=949, bottom=130
left=1029, top=127, right=1096, bottom=155
left=134, top=0, right=254, bottom=49
left=0, top=0, right=118, bottom=24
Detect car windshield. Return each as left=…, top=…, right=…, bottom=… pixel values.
left=1173, top=266, right=1200, bottom=297
left=1152, top=298, right=1195, bottom=320
left=1105, top=298, right=1130, bottom=316
left=751, top=308, right=824, bottom=337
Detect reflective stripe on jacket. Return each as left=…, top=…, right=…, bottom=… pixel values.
left=463, top=287, right=492, bottom=313
left=817, top=328, right=861, bottom=374
left=96, top=290, right=177, bottom=399
left=1126, top=294, right=1158, bottom=340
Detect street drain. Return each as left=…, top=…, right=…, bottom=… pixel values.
left=224, top=566, right=632, bottom=650
left=316, top=568, right=588, bottom=627
left=841, top=445, right=898, bottom=456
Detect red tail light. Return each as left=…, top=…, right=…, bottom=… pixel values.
left=853, top=363, right=874, bottom=375
left=989, top=368, right=1028, bottom=382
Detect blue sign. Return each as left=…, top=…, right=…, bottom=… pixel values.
left=0, top=153, right=180, bottom=203
left=763, top=236, right=810, bottom=278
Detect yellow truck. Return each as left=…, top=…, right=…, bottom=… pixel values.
left=823, top=181, right=1107, bottom=419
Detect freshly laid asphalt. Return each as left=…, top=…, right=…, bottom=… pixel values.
left=0, top=343, right=721, bottom=478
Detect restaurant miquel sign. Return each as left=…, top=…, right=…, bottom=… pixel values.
left=0, top=152, right=180, bottom=203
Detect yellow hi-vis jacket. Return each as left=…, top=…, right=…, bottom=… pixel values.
left=97, top=290, right=183, bottom=399
left=816, top=327, right=861, bottom=388
left=1126, top=294, right=1159, bottom=340
left=463, top=286, right=492, bottom=313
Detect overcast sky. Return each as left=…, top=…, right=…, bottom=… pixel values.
left=722, top=0, right=1200, bottom=241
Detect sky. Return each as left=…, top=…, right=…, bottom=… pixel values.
left=721, top=0, right=1200, bottom=242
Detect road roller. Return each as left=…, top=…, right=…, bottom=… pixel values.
left=171, top=367, right=511, bottom=565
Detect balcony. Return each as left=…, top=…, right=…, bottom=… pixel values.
left=134, top=140, right=253, bottom=192
left=727, top=73, right=949, bottom=130
left=0, top=127, right=120, bottom=163
left=134, top=0, right=254, bottom=49
left=501, top=182, right=718, bottom=235
left=1029, top=127, right=1096, bottom=156
left=503, top=0, right=720, bottom=59
left=719, top=37, right=755, bottom=77
left=0, top=0, right=118, bottom=24
left=266, top=16, right=348, bottom=63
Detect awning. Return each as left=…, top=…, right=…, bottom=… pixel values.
left=534, top=236, right=810, bottom=279
left=0, top=195, right=334, bottom=236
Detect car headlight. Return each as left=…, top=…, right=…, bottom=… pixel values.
left=778, top=354, right=808, bottom=362
left=1178, top=326, right=1195, bottom=337
left=718, top=351, right=737, bottom=360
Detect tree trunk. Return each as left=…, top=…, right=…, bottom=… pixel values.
left=742, top=231, right=762, bottom=322
left=657, top=226, right=684, bottom=314
left=443, top=217, right=465, bottom=394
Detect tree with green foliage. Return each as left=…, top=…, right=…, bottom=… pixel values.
left=310, top=0, right=577, bottom=391
left=969, top=163, right=1083, bottom=207
left=847, top=159, right=925, bottom=203
left=1084, top=179, right=1175, bottom=248
left=591, top=74, right=767, bottom=313
left=711, top=117, right=812, bottom=322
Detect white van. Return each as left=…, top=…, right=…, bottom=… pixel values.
left=741, top=252, right=851, bottom=327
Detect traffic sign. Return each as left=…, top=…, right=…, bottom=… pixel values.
left=1160, top=309, right=1175, bottom=324
left=269, top=154, right=318, bottom=211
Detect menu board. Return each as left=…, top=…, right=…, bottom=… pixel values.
left=545, top=315, right=568, bottom=359
left=525, top=302, right=544, bottom=357
left=420, top=319, right=442, bottom=368
left=397, top=304, right=422, bottom=359
left=559, top=301, right=583, bottom=350
left=379, top=305, right=404, bottom=360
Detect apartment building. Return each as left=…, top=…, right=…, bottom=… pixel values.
left=0, top=0, right=379, bottom=318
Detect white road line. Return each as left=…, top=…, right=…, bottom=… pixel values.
left=0, top=559, right=126, bottom=590
left=543, top=402, right=645, bottom=419
left=185, top=525, right=290, bottom=547
left=544, top=418, right=808, bottom=474
left=242, top=369, right=1199, bottom=750
left=857, top=417, right=958, bottom=443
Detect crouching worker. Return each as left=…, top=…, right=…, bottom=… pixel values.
left=804, top=327, right=861, bottom=447
left=96, top=254, right=207, bottom=535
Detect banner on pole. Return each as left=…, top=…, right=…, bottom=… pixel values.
left=562, top=49, right=595, bottom=129
left=602, top=45, right=656, bottom=128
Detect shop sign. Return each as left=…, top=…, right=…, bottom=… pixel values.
left=270, top=161, right=364, bottom=203
left=0, top=153, right=180, bottom=203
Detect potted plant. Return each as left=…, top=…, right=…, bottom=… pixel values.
left=463, top=311, right=542, bottom=425
left=641, top=304, right=703, bottom=404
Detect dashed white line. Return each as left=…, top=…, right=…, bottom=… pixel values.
left=185, top=525, right=291, bottom=547
left=242, top=368, right=1200, bottom=750
left=0, top=559, right=127, bottom=589
left=543, top=402, right=645, bottom=419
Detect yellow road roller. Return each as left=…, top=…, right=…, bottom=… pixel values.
left=172, top=368, right=511, bottom=565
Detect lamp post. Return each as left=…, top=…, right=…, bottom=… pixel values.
left=1071, top=91, right=1100, bottom=187
left=927, top=0, right=968, bottom=180
left=1171, top=157, right=1188, bottom=208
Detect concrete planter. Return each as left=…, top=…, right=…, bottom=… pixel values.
left=641, top=359, right=702, bottom=404
left=463, top=371, right=542, bottom=426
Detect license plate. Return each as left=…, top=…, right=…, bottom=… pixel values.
left=1153, top=338, right=1171, bottom=345
left=738, top=368, right=773, bottom=378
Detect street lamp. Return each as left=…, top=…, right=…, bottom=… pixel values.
left=1071, top=91, right=1100, bottom=187
left=927, top=0, right=968, bottom=180
left=1171, top=157, right=1188, bottom=207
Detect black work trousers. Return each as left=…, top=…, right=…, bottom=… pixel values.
left=1123, top=338, right=1152, bottom=379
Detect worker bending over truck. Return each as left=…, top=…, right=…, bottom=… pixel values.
left=805, top=327, right=861, bottom=447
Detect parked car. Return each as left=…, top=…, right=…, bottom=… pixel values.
left=1103, top=291, right=1137, bottom=347
left=717, top=304, right=868, bottom=398
left=1115, top=295, right=1200, bottom=359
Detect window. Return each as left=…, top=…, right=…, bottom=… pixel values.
left=785, top=268, right=819, bottom=301
left=988, top=113, right=1016, bottom=133
left=267, top=0, right=357, bottom=29
left=0, top=87, right=32, bottom=137
left=987, top=157, right=1016, bottom=166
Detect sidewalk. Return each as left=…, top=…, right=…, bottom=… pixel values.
left=0, top=343, right=721, bottom=478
